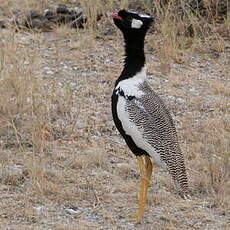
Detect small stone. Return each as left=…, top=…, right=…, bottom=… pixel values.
left=65, top=208, right=81, bottom=215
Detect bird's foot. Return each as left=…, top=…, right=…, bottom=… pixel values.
left=129, top=210, right=144, bottom=223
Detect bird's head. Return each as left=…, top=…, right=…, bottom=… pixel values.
left=112, top=9, right=153, bottom=36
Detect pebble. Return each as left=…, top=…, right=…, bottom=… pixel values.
left=65, top=208, right=81, bottom=215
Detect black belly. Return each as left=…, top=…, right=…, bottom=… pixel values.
left=111, top=91, right=149, bottom=157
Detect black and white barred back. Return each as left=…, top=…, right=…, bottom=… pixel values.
left=111, top=9, right=189, bottom=198
left=117, top=80, right=189, bottom=197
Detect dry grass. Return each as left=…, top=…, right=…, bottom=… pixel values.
left=0, top=0, right=229, bottom=229
left=149, top=0, right=229, bottom=71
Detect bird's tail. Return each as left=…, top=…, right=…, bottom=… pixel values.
left=166, top=151, right=189, bottom=198
left=173, top=159, right=190, bottom=198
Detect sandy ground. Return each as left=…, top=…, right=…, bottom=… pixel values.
left=0, top=13, right=229, bottom=230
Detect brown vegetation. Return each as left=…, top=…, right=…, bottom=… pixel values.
left=0, top=0, right=229, bottom=229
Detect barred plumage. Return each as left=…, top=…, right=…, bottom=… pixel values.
left=111, top=10, right=189, bottom=221
left=126, top=82, right=189, bottom=196
left=115, top=74, right=189, bottom=197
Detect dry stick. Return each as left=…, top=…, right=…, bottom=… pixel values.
left=9, top=118, right=25, bottom=152
left=85, top=176, right=100, bottom=208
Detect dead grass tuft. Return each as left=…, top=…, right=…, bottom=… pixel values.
left=149, top=0, right=229, bottom=71
left=183, top=113, right=230, bottom=211
left=0, top=31, right=80, bottom=154
left=0, top=0, right=229, bottom=229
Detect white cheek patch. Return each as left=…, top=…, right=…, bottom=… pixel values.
left=131, top=19, right=143, bottom=29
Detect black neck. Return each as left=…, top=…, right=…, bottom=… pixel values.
left=115, top=33, right=146, bottom=86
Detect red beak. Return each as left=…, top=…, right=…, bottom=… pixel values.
left=112, top=13, right=123, bottom=21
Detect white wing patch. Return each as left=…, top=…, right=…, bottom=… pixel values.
left=116, top=96, right=167, bottom=168
left=116, top=78, right=144, bottom=98
left=131, top=19, right=143, bottom=29
left=115, top=66, right=147, bottom=98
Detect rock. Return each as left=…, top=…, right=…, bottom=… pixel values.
left=65, top=208, right=81, bottom=215
left=1, top=5, right=102, bottom=31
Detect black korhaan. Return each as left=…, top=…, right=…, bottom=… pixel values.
left=111, top=10, right=189, bottom=221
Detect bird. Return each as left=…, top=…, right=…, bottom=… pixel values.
left=111, top=9, right=189, bottom=221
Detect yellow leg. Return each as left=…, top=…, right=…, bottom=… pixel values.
left=132, top=155, right=153, bottom=222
